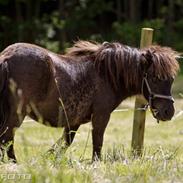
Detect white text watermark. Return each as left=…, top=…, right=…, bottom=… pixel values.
left=0, top=173, right=31, bottom=180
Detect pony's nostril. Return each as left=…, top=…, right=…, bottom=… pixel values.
left=164, top=109, right=169, bottom=116
left=163, top=107, right=174, bottom=120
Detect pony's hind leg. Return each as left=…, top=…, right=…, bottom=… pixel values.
left=0, top=127, right=16, bottom=162
left=0, top=110, right=25, bottom=162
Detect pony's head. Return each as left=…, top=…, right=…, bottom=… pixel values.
left=140, top=46, right=179, bottom=121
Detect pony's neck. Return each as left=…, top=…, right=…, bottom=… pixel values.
left=110, top=73, right=143, bottom=111
left=116, top=47, right=143, bottom=97
left=112, top=48, right=145, bottom=102
left=117, top=72, right=143, bottom=100
left=94, top=44, right=144, bottom=99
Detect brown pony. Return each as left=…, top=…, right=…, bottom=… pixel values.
left=0, top=41, right=179, bottom=162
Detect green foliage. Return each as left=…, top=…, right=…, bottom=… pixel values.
left=112, top=22, right=141, bottom=46
left=0, top=2, right=179, bottom=45
left=0, top=0, right=181, bottom=50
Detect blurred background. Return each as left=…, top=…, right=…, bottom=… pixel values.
left=0, top=0, right=183, bottom=49
left=0, top=0, right=183, bottom=76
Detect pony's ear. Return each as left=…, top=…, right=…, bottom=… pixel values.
left=140, top=50, right=154, bottom=72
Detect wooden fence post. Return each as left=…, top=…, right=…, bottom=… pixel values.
left=131, top=28, right=154, bottom=156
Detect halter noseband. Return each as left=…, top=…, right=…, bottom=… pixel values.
left=141, top=73, right=174, bottom=110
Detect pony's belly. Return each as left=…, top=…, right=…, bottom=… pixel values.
left=28, top=110, right=92, bottom=128
left=27, top=92, right=93, bottom=127
left=27, top=111, right=63, bottom=127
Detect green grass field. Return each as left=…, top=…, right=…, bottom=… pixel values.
left=0, top=96, right=182, bottom=183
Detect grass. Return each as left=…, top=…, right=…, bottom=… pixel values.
left=0, top=97, right=182, bottom=183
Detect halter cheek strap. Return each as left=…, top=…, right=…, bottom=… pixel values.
left=141, top=73, right=174, bottom=109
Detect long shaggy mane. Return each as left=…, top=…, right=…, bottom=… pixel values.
left=66, top=40, right=180, bottom=90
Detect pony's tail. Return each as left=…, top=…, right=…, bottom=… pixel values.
left=0, top=61, right=10, bottom=132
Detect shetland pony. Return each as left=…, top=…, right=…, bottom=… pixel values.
left=0, top=41, right=179, bottom=162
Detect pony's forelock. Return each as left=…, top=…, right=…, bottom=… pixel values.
left=143, top=45, right=180, bottom=79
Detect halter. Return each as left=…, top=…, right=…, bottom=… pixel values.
left=141, top=73, right=174, bottom=117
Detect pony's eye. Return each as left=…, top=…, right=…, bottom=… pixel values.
left=152, top=75, right=163, bottom=82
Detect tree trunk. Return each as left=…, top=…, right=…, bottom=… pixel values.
left=35, top=0, right=41, bottom=19
left=129, top=0, right=139, bottom=22
left=124, top=0, right=129, bottom=20
left=15, top=0, right=23, bottom=41
left=58, top=0, right=67, bottom=50
left=166, top=0, right=174, bottom=44
left=116, top=0, right=122, bottom=22
left=148, top=0, right=153, bottom=19
left=156, top=0, right=162, bottom=17
left=26, top=0, right=32, bottom=22
left=26, top=0, right=34, bottom=42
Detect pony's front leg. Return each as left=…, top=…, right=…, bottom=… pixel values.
left=91, top=113, right=110, bottom=161
left=49, top=124, right=80, bottom=155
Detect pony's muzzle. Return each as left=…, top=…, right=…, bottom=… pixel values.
left=153, top=104, right=175, bottom=121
